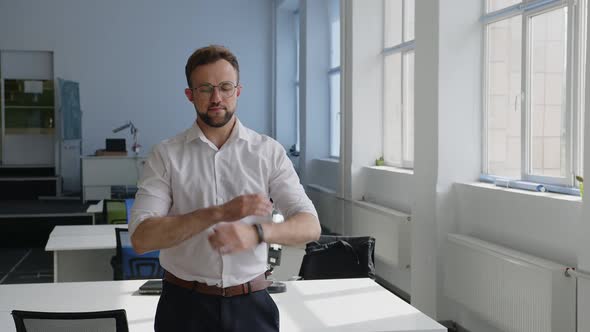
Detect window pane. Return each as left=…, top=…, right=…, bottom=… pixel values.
left=530, top=7, right=567, bottom=177
left=330, top=72, right=340, bottom=157
left=403, top=51, right=414, bottom=163
left=329, top=0, right=340, bottom=68
left=331, top=19, right=340, bottom=68
left=384, top=0, right=403, bottom=47
left=295, top=12, right=300, bottom=150
left=404, top=0, right=415, bottom=41
left=486, top=16, right=522, bottom=178
left=487, top=0, right=521, bottom=13
left=579, top=0, right=587, bottom=179
left=296, top=84, right=300, bottom=151
left=384, top=53, right=402, bottom=165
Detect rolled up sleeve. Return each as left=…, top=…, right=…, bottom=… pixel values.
left=268, top=144, right=318, bottom=220
left=129, top=144, right=172, bottom=236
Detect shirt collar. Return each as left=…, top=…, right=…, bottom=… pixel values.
left=185, top=117, right=250, bottom=145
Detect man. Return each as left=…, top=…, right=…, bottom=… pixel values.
left=129, top=45, right=321, bottom=331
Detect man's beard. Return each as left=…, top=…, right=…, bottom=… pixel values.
left=196, top=106, right=235, bottom=128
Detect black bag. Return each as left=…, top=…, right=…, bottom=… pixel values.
left=298, top=235, right=376, bottom=280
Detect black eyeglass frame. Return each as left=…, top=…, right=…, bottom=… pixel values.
left=190, top=81, right=240, bottom=99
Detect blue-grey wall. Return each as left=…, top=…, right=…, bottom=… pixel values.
left=275, top=6, right=298, bottom=151
left=299, top=0, right=331, bottom=185
left=0, top=0, right=273, bottom=155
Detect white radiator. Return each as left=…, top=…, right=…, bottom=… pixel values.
left=306, top=184, right=411, bottom=269
left=444, top=234, right=576, bottom=332
left=306, top=184, right=344, bottom=234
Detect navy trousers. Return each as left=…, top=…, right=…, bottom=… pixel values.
left=154, top=280, right=280, bottom=332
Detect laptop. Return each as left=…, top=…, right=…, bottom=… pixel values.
left=139, top=280, right=163, bottom=295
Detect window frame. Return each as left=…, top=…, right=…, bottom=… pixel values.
left=383, top=0, right=415, bottom=169
left=329, top=10, right=341, bottom=159
left=482, top=0, right=586, bottom=187
left=295, top=10, right=301, bottom=152
left=329, top=69, right=340, bottom=158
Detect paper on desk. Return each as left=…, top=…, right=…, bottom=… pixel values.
left=24, top=80, right=43, bottom=94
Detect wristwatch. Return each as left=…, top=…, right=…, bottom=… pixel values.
left=254, top=223, right=265, bottom=244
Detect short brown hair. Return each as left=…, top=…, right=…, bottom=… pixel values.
left=185, top=45, right=240, bottom=87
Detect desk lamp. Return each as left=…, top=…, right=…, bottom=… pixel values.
left=112, top=121, right=141, bottom=156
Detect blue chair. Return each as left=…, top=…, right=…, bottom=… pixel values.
left=124, top=199, right=134, bottom=223
left=111, top=228, right=163, bottom=280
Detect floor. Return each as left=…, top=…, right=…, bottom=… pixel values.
left=0, top=248, right=53, bottom=284
left=0, top=199, right=90, bottom=284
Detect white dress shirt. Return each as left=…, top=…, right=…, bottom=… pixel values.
left=129, top=119, right=317, bottom=287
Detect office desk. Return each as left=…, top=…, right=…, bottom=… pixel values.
left=0, top=278, right=445, bottom=332
left=86, top=200, right=103, bottom=214
left=45, top=225, right=127, bottom=283
left=45, top=224, right=305, bottom=283
left=81, top=156, right=146, bottom=202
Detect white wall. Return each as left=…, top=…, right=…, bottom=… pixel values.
left=579, top=3, right=590, bottom=331
left=308, top=159, right=339, bottom=191
left=410, top=0, right=440, bottom=316
left=348, top=0, right=384, bottom=201
left=299, top=0, right=331, bottom=186
left=0, top=0, right=273, bottom=156
left=275, top=5, right=298, bottom=151
left=363, top=168, right=413, bottom=219
left=306, top=0, right=589, bottom=331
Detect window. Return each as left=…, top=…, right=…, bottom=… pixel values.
left=329, top=0, right=341, bottom=158
left=295, top=10, right=300, bottom=152
left=383, top=0, right=415, bottom=168
left=483, top=0, right=587, bottom=187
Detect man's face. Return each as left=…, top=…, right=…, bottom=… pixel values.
left=184, top=59, right=241, bottom=128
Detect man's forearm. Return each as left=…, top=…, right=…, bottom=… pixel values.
left=261, top=212, right=321, bottom=246
left=131, top=207, right=222, bottom=254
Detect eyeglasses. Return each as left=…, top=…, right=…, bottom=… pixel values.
left=191, top=81, right=238, bottom=99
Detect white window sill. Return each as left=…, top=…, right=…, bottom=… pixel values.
left=365, top=165, right=414, bottom=176
left=317, top=157, right=339, bottom=164
left=458, top=182, right=581, bottom=203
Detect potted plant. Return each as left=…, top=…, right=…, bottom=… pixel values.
left=576, top=175, right=584, bottom=198
left=375, top=156, right=385, bottom=166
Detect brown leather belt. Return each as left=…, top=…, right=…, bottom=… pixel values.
left=164, top=272, right=272, bottom=297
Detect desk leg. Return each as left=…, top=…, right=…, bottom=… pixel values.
left=54, top=249, right=115, bottom=282
left=53, top=252, right=58, bottom=283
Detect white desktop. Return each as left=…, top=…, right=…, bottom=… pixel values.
left=45, top=225, right=127, bottom=282
left=0, top=278, right=446, bottom=332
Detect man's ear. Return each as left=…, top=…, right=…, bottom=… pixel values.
left=184, top=88, right=194, bottom=102
left=236, top=85, right=242, bottom=97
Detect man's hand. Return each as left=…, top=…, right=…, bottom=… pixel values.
left=219, top=194, right=273, bottom=221
left=208, top=222, right=260, bottom=254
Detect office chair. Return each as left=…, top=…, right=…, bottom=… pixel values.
left=128, top=257, right=164, bottom=279
left=111, top=228, right=163, bottom=280
left=11, top=309, right=129, bottom=332
left=124, top=198, right=134, bottom=221
left=298, top=235, right=376, bottom=280
left=103, top=199, right=127, bottom=224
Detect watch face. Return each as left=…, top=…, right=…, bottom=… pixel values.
left=272, top=213, right=284, bottom=223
